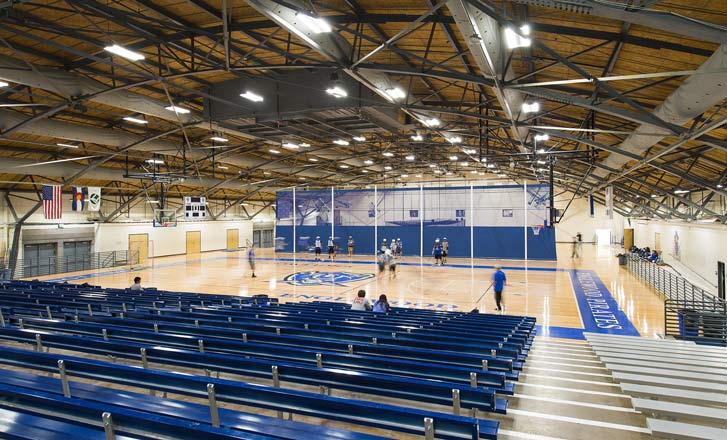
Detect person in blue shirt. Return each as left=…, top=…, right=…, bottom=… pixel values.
left=432, top=238, right=443, bottom=265
left=372, top=294, right=391, bottom=313
left=648, top=250, right=659, bottom=263
left=491, top=265, right=506, bottom=311
left=248, top=245, right=257, bottom=278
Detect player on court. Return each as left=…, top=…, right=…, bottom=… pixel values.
left=380, top=238, right=388, bottom=253
left=491, top=265, right=507, bottom=311
left=396, top=238, right=403, bottom=257
left=347, top=236, right=355, bottom=257
left=314, top=236, right=322, bottom=261
left=248, top=245, right=257, bottom=278
left=442, top=237, right=449, bottom=263
left=432, top=238, right=443, bottom=265
left=385, top=249, right=396, bottom=279
left=389, top=238, right=397, bottom=258
left=328, top=236, right=336, bottom=260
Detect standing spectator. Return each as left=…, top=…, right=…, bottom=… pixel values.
left=380, top=238, right=388, bottom=253
left=327, top=236, right=336, bottom=260
left=372, top=294, right=391, bottom=313
left=396, top=238, right=403, bottom=257
left=130, top=276, right=143, bottom=291
left=432, top=238, right=443, bottom=265
left=351, top=290, right=372, bottom=311
left=377, top=251, right=386, bottom=277
left=248, top=245, right=257, bottom=278
left=491, top=265, right=507, bottom=311
left=442, top=238, right=449, bottom=263
left=347, top=236, right=355, bottom=257
left=571, top=235, right=579, bottom=258
left=314, top=236, right=322, bottom=261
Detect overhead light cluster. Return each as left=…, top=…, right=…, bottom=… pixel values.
left=449, top=155, right=458, bottom=161
left=333, top=139, right=349, bottom=146
left=363, top=159, right=374, bottom=165
left=283, top=142, right=300, bottom=149
left=353, top=136, right=366, bottom=142
left=674, top=189, right=690, bottom=194
left=411, top=134, right=423, bottom=141
left=382, top=152, right=394, bottom=157
left=447, top=136, right=462, bottom=144
left=422, top=117, right=440, bottom=127
left=326, top=85, right=347, bottom=98
left=405, top=155, right=415, bottom=161
left=463, top=148, right=476, bottom=154
left=504, top=24, right=531, bottom=49
left=534, top=134, right=549, bottom=142
left=146, top=159, right=164, bottom=164
left=384, top=87, right=406, bottom=100
left=522, top=102, right=540, bottom=114
left=0, top=81, right=8, bottom=87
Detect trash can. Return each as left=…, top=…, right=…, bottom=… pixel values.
left=678, top=309, right=700, bottom=338
left=618, top=254, right=627, bottom=266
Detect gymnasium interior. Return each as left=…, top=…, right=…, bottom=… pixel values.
left=0, top=1, right=726, bottom=439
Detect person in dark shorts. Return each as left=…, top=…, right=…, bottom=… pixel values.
left=491, top=265, right=507, bottom=311
left=432, top=238, right=443, bottom=265
left=442, top=237, right=449, bottom=263
left=377, top=251, right=386, bottom=276
left=327, top=236, right=336, bottom=259
left=314, top=236, right=322, bottom=261
left=248, top=245, right=257, bottom=278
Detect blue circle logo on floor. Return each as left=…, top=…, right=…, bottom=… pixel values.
left=283, top=271, right=375, bottom=286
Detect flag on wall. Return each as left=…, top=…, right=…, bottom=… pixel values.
left=72, top=186, right=87, bottom=211
left=605, top=186, right=614, bottom=219
left=42, top=184, right=62, bottom=219
left=87, top=187, right=101, bottom=211
left=589, top=195, right=595, bottom=218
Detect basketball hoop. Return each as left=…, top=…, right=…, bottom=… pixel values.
left=530, top=224, right=542, bottom=236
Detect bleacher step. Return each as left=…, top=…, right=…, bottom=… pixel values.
left=620, top=383, right=727, bottom=406
left=599, top=357, right=727, bottom=376
left=648, top=418, right=727, bottom=440
left=613, top=372, right=727, bottom=393
left=605, top=363, right=727, bottom=384
left=633, top=398, right=727, bottom=427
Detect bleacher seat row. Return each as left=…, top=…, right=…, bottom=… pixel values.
left=0, top=280, right=536, bottom=439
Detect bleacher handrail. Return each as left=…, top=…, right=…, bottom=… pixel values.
left=9, top=249, right=137, bottom=279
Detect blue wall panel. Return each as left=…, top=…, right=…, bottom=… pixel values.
left=422, top=226, right=471, bottom=258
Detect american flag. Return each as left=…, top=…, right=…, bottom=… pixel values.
left=42, top=184, right=62, bottom=219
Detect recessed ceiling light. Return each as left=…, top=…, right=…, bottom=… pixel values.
left=333, top=139, right=349, bottom=146
left=384, top=166, right=392, bottom=170
left=309, top=157, right=318, bottom=162
left=104, top=44, right=145, bottom=61
left=299, top=13, right=332, bottom=34
left=382, top=152, right=394, bottom=157
left=522, top=102, right=540, bottom=114
left=449, top=155, right=458, bottom=161
left=353, top=136, right=366, bottom=142
left=56, top=143, right=78, bottom=148
left=422, top=118, right=440, bottom=127
left=651, top=194, right=659, bottom=198
left=210, top=136, right=228, bottom=142
left=164, top=105, right=190, bottom=114
left=363, top=159, right=374, bottom=165
left=146, top=200, right=160, bottom=204
left=411, top=134, right=423, bottom=141
left=339, top=164, right=350, bottom=169
left=384, top=87, right=406, bottom=100
left=269, top=149, right=281, bottom=154
left=405, top=155, right=415, bottom=161
left=123, top=116, right=148, bottom=124
left=325, top=86, right=347, bottom=98
left=263, top=171, right=271, bottom=175
left=282, top=142, right=299, bottom=149
left=240, top=91, right=264, bottom=102
left=145, top=159, right=164, bottom=164
left=534, top=134, right=549, bottom=142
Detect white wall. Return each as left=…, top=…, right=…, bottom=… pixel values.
left=633, top=219, right=726, bottom=291
left=554, top=193, right=625, bottom=244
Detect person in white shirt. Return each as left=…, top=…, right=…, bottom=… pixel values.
left=314, top=236, right=322, bottom=261
left=351, top=290, right=371, bottom=311
left=130, top=276, right=142, bottom=291
left=327, top=236, right=336, bottom=259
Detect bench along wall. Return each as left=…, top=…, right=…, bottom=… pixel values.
left=275, top=184, right=556, bottom=260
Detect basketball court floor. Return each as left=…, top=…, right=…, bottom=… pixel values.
left=35, top=242, right=665, bottom=342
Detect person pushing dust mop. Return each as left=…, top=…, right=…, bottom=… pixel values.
left=476, top=264, right=507, bottom=312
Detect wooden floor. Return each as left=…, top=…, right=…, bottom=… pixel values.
left=37, top=242, right=666, bottom=337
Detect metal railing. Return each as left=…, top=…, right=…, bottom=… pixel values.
left=626, top=255, right=724, bottom=308
left=8, top=250, right=139, bottom=279
left=665, top=299, right=727, bottom=346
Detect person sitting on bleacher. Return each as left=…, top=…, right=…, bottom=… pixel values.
left=372, top=294, right=391, bottom=313
left=351, top=290, right=372, bottom=311
left=130, top=276, right=142, bottom=291
left=648, top=250, right=659, bottom=263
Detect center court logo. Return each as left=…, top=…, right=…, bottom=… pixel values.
left=283, top=271, right=375, bottom=286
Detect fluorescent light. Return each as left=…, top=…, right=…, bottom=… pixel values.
left=309, top=157, right=318, bottom=162
left=384, top=87, right=406, bottom=100
left=326, top=86, right=347, bottom=98
left=299, top=13, right=332, bottom=33
left=718, top=184, right=724, bottom=188
left=537, top=148, right=545, bottom=154
left=240, top=91, right=264, bottom=102
left=537, top=160, right=546, bottom=164
left=300, top=143, right=310, bottom=147
left=401, top=174, right=409, bottom=178
left=651, top=194, right=659, bottom=198
left=217, top=165, right=229, bottom=170
left=382, top=152, right=394, bottom=157
left=446, top=171, right=453, bottom=176
left=411, top=134, right=423, bottom=141
left=333, top=139, right=349, bottom=146
left=146, top=159, right=164, bottom=164
left=146, top=200, right=160, bottom=204
left=422, top=118, right=440, bottom=127
left=428, top=164, right=437, bottom=168
left=447, top=136, right=462, bottom=144
left=534, top=134, right=549, bottom=141
left=210, top=136, right=228, bottom=142
left=674, top=189, right=690, bottom=194
left=384, top=166, right=392, bottom=170
left=363, top=159, right=374, bottom=165
left=463, top=148, right=476, bottom=154
left=353, top=136, right=366, bottom=142
left=434, top=170, right=442, bottom=174
left=487, top=163, right=495, bottom=168
left=123, top=116, right=148, bottom=124
left=263, top=171, right=271, bottom=175
left=461, top=161, right=469, bottom=167
left=415, top=174, right=422, bottom=177
left=56, top=143, right=78, bottom=148
left=104, top=44, right=145, bottom=61
left=449, top=155, right=458, bottom=161
left=282, top=142, right=299, bottom=149
left=405, top=155, right=415, bottom=161
left=164, top=105, right=190, bottom=114
left=504, top=25, right=531, bottom=49
left=0, top=81, right=8, bottom=87
left=339, top=164, right=350, bottom=169
left=269, top=149, right=281, bottom=154
left=470, top=170, right=478, bottom=174
left=362, top=170, right=369, bottom=174
left=522, top=102, right=540, bottom=114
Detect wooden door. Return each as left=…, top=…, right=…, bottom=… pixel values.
left=226, top=229, right=239, bottom=250
left=623, top=228, right=634, bottom=250
left=186, top=231, right=201, bottom=254
left=128, top=234, right=148, bottom=265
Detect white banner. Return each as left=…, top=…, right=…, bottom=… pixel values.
left=605, top=186, right=613, bottom=219
left=87, top=187, right=101, bottom=211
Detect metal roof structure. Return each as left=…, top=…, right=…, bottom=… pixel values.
left=0, top=0, right=726, bottom=221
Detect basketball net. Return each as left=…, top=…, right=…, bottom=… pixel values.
left=530, top=224, right=542, bottom=236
